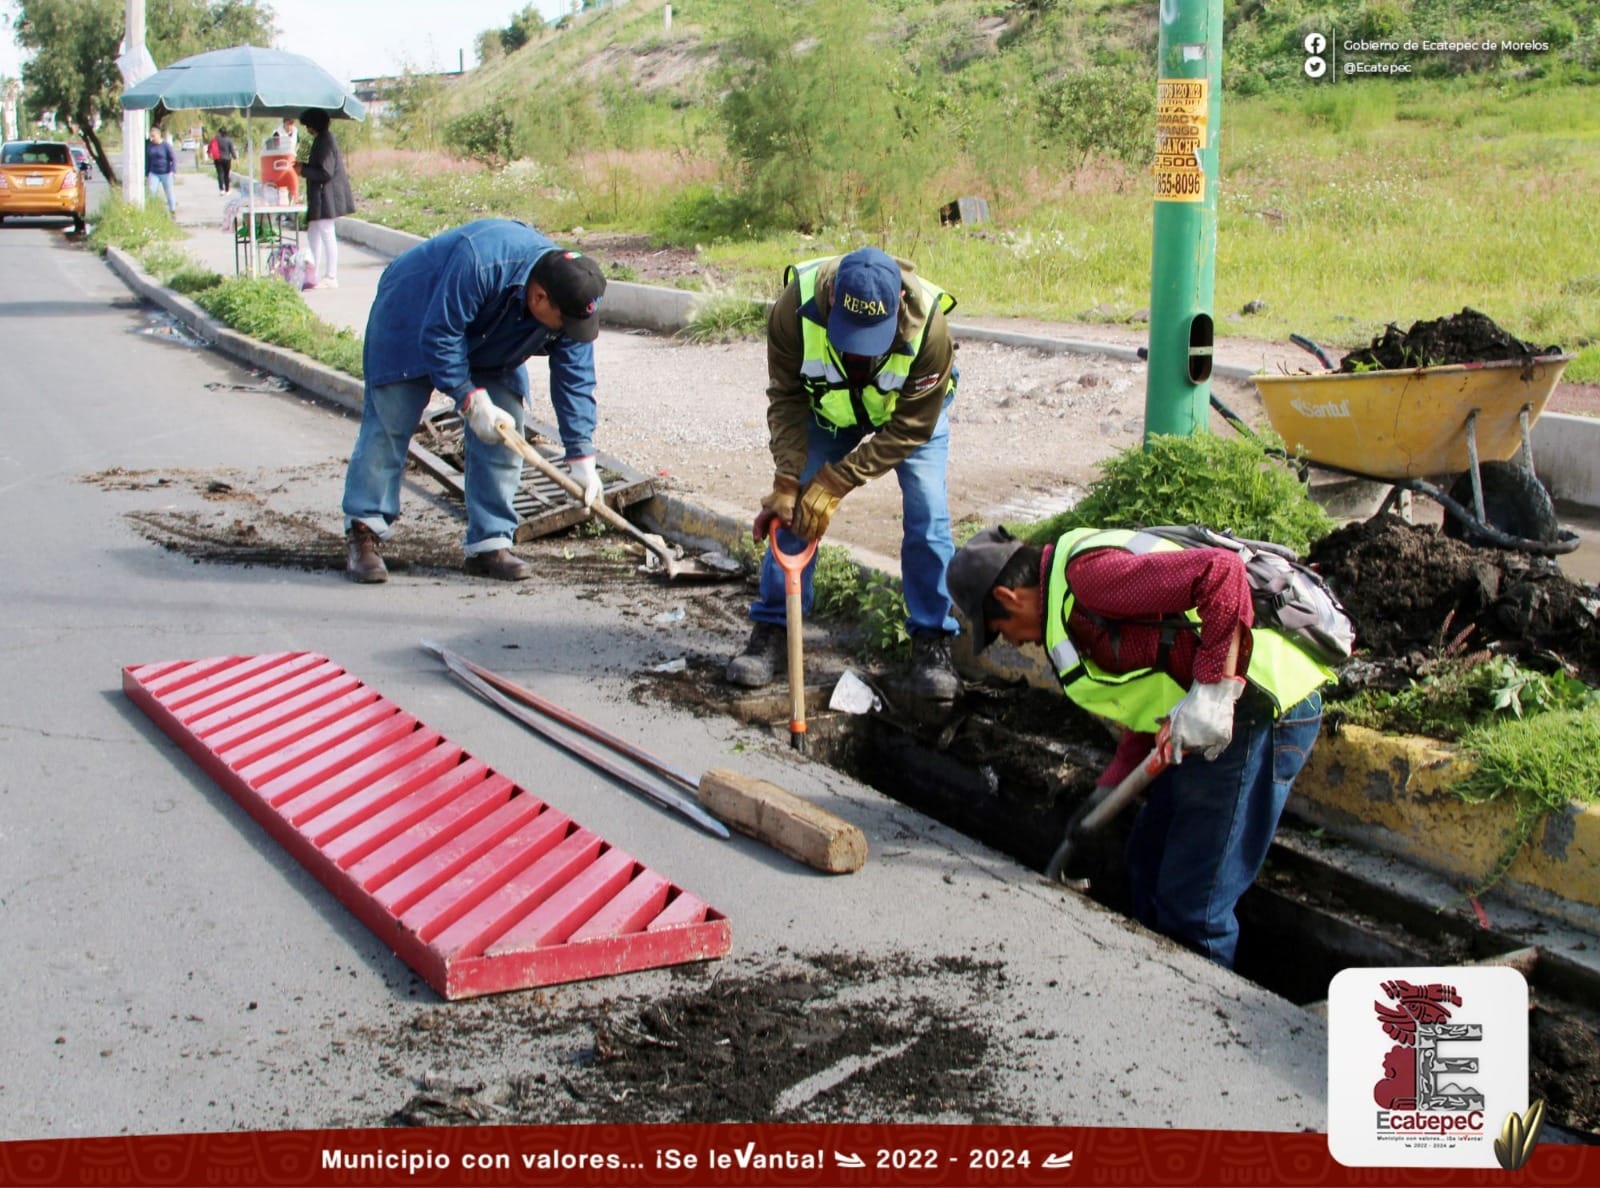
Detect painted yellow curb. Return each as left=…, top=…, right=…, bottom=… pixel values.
left=1293, top=725, right=1600, bottom=919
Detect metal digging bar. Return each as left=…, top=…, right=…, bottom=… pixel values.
left=421, top=641, right=729, bottom=840
left=493, top=424, right=730, bottom=581
left=426, top=643, right=702, bottom=795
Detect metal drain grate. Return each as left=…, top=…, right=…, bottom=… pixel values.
left=411, top=413, right=657, bottom=543
left=123, top=652, right=730, bottom=999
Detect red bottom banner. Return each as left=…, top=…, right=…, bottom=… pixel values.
left=1, top=1125, right=1596, bottom=1187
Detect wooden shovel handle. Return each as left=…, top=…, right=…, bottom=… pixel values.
left=769, top=523, right=818, bottom=748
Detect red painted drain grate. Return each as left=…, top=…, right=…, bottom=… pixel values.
left=123, top=652, right=731, bottom=999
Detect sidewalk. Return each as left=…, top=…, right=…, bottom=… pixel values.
left=166, top=167, right=384, bottom=335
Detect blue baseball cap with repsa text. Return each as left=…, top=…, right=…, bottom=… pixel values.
left=827, top=248, right=902, bottom=357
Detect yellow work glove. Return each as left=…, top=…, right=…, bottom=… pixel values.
left=752, top=472, right=800, bottom=542
left=790, top=464, right=853, bottom=543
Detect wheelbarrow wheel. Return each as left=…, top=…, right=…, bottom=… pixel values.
left=1443, top=461, right=1560, bottom=546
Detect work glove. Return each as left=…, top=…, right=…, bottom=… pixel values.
left=751, top=472, right=800, bottom=542
left=460, top=388, right=514, bottom=445
left=789, top=464, right=853, bottom=543
left=567, top=456, right=603, bottom=509
left=1166, top=677, right=1246, bottom=764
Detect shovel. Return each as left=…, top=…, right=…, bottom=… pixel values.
left=769, top=522, right=819, bottom=753
left=494, top=423, right=733, bottom=581
left=1043, top=722, right=1172, bottom=883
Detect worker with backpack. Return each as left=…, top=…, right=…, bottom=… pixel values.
left=948, top=522, right=1353, bottom=970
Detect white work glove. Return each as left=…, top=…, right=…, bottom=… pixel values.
left=567, top=456, right=603, bottom=509
left=1166, top=677, right=1247, bottom=763
left=460, top=388, right=514, bottom=445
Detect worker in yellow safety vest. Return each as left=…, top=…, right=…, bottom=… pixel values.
left=727, top=248, right=963, bottom=703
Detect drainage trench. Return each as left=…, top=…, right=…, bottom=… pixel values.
left=732, top=686, right=1600, bottom=1142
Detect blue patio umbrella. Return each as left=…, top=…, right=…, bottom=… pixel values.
left=121, top=46, right=365, bottom=274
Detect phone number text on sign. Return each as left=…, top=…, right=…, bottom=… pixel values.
left=1153, top=77, right=1208, bottom=203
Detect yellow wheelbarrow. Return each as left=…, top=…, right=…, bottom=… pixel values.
left=1243, top=354, right=1579, bottom=555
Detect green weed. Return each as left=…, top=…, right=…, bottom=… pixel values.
left=680, top=295, right=768, bottom=343
left=1454, top=705, right=1600, bottom=897
left=87, top=196, right=185, bottom=257
left=193, top=278, right=365, bottom=378
left=1018, top=432, right=1334, bottom=553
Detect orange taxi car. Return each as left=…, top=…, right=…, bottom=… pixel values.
left=0, top=140, right=87, bottom=233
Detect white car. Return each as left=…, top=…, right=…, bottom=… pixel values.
left=181, top=138, right=198, bottom=151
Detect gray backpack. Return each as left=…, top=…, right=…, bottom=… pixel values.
left=1140, top=525, right=1356, bottom=666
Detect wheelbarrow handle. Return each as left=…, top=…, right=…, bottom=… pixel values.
left=769, top=524, right=819, bottom=750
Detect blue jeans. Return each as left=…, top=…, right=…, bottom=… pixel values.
left=148, top=172, right=175, bottom=212
left=342, top=376, right=525, bottom=555
left=750, top=395, right=959, bottom=637
left=1124, top=690, right=1323, bottom=969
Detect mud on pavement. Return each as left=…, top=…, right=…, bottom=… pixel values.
left=361, top=952, right=1010, bottom=1126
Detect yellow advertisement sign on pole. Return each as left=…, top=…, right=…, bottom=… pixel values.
left=1153, top=77, right=1208, bottom=202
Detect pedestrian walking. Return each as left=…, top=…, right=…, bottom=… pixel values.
left=294, top=108, right=355, bottom=289
left=341, top=220, right=608, bottom=584
left=948, top=524, right=1335, bottom=968
left=726, top=247, right=963, bottom=703
left=145, top=127, right=178, bottom=213
left=209, top=129, right=236, bottom=193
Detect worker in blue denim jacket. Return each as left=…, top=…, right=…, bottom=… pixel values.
left=342, top=219, right=607, bottom=583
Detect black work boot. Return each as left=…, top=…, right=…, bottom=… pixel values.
left=462, top=548, right=532, bottom=581
left=725, top=622, right=785, bottom=688
left=345, top=523, right=388, bottom=584
left=908, top=632, right=960, bottom=702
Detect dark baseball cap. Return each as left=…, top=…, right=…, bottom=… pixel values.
left=948, top=526, right=1026, bottom=650
left=827, top=247, right=902, bottom=357
left=532, top=250, right=607, bottom=342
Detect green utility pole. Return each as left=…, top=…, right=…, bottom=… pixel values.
left=1143, top=0, right=1224, bottom=439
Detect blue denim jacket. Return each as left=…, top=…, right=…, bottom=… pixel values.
left=363, top=219, right=598, bottom=458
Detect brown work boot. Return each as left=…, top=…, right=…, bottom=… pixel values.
left=725, top=622, right=785, bottom=688
left=463, top=548, right=532, bottom=581
left=345, top=523, right=388, bottom=584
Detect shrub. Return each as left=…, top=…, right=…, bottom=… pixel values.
left=446, top=100, right=517, bottom=170
left=1037, top=64, right=1156, bottom=175
left=1019, top=432, right=1335, bottom=554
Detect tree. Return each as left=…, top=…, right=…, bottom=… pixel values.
left=1038, top=64, right=1155, bottom=181
left=500, top=4, right=545, bottom=54
left=14, top=0, right=274, bottom=183
left=716, top=0, right=932, bottom=234
left=383, top=69, right=447, bottom=150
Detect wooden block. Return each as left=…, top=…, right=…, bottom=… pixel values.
left=697, top=768, right=867, bottom=874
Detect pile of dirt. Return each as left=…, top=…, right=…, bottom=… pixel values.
left=1532, top=1006, right=1600, bottom=1134
left=1339, top=307, right=1562, bottom=372
left=1307, top=515, right=1600, bottom=682
left=359, top=952, right=1010, bottom=1126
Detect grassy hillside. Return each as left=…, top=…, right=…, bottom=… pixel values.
left=346, top=0, right=1600, bottom=377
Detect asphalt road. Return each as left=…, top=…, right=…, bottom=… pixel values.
left=0, top=216, right=1328, bottom=1139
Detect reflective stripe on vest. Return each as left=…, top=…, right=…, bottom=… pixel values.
left=1044, top=528, right=1334, bottom=732
left=788, top=257, right=954, bottom=430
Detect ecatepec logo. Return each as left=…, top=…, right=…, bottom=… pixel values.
left=1328, top=966, right=1529, bottom=1168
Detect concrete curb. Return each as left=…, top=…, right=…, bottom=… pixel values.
left=104, top=237, right=1600, bottom=929
left=1534, top=412, right=1600, bottom=507
left=105, top=246, right=365, bottom=419
left=1292, top=725, right=1600, bottom=929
